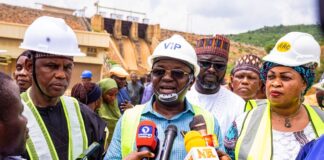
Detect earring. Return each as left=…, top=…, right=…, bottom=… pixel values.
left=300, top=93, right=304, bottom=103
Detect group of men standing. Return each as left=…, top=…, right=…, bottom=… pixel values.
left=0, top=15, right=255, bottom=160
left=3, top=14, right=323, bottom=160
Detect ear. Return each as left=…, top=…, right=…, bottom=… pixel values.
left=301, top=80, right=307, bottom=93
left=188, top=76, right=195, bottom=90
left=25, top=58, right=33, bottom=74
left=230, top=75, right=234, bottom=90
left=258, top=79, right=263, bottom=91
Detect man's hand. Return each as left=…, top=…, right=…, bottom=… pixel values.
left=121, top=100, right=134, bottom=111
left=217, top=150, right=231, bottom=160
left=123, top=151, right=155, bottom=160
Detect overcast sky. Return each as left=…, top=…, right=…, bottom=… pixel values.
left=0, top=0, right=320, bottom=34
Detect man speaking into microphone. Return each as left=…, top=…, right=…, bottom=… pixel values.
left=104, top=35, right=226, bottom=160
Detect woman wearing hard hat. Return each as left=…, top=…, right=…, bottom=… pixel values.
left=224, top=32, right=324, bottom=160
left=19, top=16, right=106, bottom=160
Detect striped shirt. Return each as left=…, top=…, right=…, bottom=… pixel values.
left=104, top=97, right=225, bottom=160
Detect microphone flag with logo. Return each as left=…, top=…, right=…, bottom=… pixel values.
left=183, top=131, right=219, bottom=160
left=136, top=120, right=159, bottom=160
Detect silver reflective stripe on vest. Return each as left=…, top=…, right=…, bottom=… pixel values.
left=22, top=100, right=53, bottom=160
left=255, top=99, right=268, bottom=107
left=238, top=106, right=267, bottom=159
left=312, top=106, right=324, bottom=121
left=61, top=96, right=86, bottom=159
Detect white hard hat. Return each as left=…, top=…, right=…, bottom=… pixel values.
left=263, top=32, right=320, bottom=67
left=20, top=16, right=85, bottom=57
left=148, top=34, right=200, bottom=77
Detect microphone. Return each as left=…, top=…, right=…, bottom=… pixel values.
left=136, top=120, right=159, bottom=160
left=76, top=142, right=100, bottom=160
left=189, top=115, right=218, bottom=147
left=183, top=131, right=219, bottom=160
left=158, top=124, right=178, bottom=160
left=184, top=131, right=206, bottom=152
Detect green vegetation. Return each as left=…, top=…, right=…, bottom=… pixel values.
left=227, top=24, right=324, bottom=83
left=227, top=24, right=324, bottom=52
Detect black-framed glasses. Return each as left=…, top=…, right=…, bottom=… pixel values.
left=198, top=60, right=226, bottom=70
left=151, top=68, right=190, bottom=79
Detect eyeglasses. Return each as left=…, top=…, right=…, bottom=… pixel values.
left=198, top=61, right=226, bottom=70
left=151, top=68, right=190, bottom=79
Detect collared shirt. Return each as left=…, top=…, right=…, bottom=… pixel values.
left=127, top=82, right=144, bottom=105
left=141, top=82, right=153, bottom=104
left=117, top=87, right=131, bottom=114
left=104, top=97, right=225, bottom=160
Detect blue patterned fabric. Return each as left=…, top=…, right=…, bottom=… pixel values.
left=260, top=61, right=316, bottom=95
left=117, top=87, right=131, bottom=113
left=224, top=121, right=239, bottom=160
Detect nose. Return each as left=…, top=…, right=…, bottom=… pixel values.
left=55, top=69, right=67, bottom=79
left=271, top=79, right=282, bottom=88
left=206, top=64, right=216, bottom=73
left=161, top=70, right=174, bottom=81
left=241, top=77, right=249, bottom=85
left=23, top=114, right=28, bottom=125
left=17, top=68, right=28, bottom=76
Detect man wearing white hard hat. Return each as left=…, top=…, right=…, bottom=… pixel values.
left=105, top=35, right=229, bottom=159
left=20, top=16, right=106, bottom=160
left=225, top=32, right=324, bottom=159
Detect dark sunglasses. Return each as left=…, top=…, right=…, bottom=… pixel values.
left=151, top=68, right=190, bottom=79
left=198, top=61, right=226, bottom=70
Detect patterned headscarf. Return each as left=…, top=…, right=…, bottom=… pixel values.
left=260, top=61, right=316, bottom=95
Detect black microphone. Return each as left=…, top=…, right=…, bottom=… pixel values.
left=76, top=142, right=100, bottom=160
left=158, top=124, right=178, bottom=160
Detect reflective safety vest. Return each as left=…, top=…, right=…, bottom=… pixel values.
left=235, top=102, right=324, bottom=160
left=120, top=104, right=216, bottom=158
left=244, top=99, right=268, bottom=112
left=21, top=89, right=88, bottom=160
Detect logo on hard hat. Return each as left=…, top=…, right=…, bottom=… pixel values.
left=276, top=42, right=291, bottom=52
left=164, top=42, right=181, bottom=50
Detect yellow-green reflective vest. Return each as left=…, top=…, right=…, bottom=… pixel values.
left=21, top=89, right=88, bottom=160
left=244, top=99, right=268, bottom=112
left=120, top=104, right=215, bottom=158
left=235, top=102, right=324, bottom=160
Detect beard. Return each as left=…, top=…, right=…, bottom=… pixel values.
left=197, top=75, right=223, bottom=91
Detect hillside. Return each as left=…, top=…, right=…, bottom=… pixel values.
left=160, top=29, right=267, bottom=75
left=227, top=24, right=324, bottom=82
left=227, top=24, right=324, bottom=53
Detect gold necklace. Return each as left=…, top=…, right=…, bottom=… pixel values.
left=271, top=105, right=302, bottom=128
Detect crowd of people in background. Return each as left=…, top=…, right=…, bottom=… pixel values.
left=0, top=15, right=323, bottom=160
